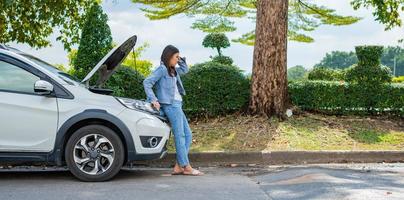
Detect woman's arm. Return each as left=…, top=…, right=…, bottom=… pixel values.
left=143, top=66, right=164, bottom=103
left=176, top=57, right=189, bottom=75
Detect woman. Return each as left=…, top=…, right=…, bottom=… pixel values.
left=143, top=45, right=204, bottom=176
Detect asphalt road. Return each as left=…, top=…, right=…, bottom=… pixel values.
left=0, top=163, right=403, bottom=200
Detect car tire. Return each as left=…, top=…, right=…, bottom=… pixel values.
left=65, top=125, right=125, bottom=182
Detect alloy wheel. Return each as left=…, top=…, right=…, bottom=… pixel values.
left=73, top=134, right=115, bottom=175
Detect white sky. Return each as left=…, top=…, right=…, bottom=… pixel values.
left=10, top=0, right=404, bottom=74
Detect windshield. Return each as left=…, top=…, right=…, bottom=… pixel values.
left=19, top=53, right=82, bottom=86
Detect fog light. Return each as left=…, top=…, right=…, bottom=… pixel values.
left=140, top=136, right=162, bottom=148
left=148, top=137, right=159, bottom=148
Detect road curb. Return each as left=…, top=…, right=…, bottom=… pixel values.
left=136, top=151, right=404, bottom=167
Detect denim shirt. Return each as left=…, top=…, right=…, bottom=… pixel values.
left=143, top=59, right=189, bottom=105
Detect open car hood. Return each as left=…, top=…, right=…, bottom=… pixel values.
left=81, top=35, right=137, bottom=87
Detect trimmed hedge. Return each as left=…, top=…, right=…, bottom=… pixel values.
left=345, top=45, right=392, bottom=84
left=289, top=80, right=404, bottom=116
left=106, top=65, right=146, bottom=99
left=181, top=61, right=250, bottom=117
left=355, top=45, right=383, bottom=66
left=345, top=64, right=392, bottom=84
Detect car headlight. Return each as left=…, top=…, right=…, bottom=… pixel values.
left=115, top=97, right=159, bottom=115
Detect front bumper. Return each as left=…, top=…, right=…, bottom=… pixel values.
left=132, top=140, right=169, bottom=161
left=118, top=108, right=171, bottom=161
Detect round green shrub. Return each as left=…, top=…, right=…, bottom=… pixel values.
left=182, top=62, right=250, bottom=117
left=308, top=67, right=345, bottom=81
left=202, top=33, right=230, bottom=56
left=105, top=65, right=146, bottom=99
left=211, top=55, right=234, bottom=65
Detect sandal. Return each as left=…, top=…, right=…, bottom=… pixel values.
left=171, top=163, right=184, bottom=175
left=183, top=168, right=204, bottom=176
left=171, top=170, right=184, bottom=175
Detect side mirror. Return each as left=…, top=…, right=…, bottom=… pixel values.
left=34, top=80, right=54, bottom=95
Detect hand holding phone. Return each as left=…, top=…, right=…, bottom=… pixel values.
left=179, top=56, right=186, bottom=63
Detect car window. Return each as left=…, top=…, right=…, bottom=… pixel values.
left=20, top=54, right=81, bottom=86
left=0, top=60, right=40, bottom=93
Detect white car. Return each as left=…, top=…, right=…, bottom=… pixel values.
left=0, top=35, right=171, bottom=182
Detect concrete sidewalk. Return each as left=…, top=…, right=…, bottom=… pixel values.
left=137, top=151, right=404, bottom=167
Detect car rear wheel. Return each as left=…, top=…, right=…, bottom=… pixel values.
left=65, top=125, right=124, bottom=182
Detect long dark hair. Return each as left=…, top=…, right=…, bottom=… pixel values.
left=161, top=45, right=179, bottom=76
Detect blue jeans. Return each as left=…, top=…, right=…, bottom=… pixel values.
left=160, top=99, right=192, bottom=167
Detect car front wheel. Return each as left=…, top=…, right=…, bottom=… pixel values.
left=65, top=125, right=124, bottom=182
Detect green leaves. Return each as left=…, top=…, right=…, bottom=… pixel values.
left=105, top=66, right=146, bottom=99
left=308, top=67, right=346, bottom=81
left=202, top=33, right=230, bottom=56
left=342, top=46, right=393, bottom=114
left=344, top=46, right=392, bottom=85
left=192, top=16, right=236, bottom=33
left=289, top=80, right=404, bottom=116
left=0, top=0, right=96, bottom=50
left=293, top=46, right=400, bottom=116
left=355, top=45, right=384, bottom=67
left=181, top=61, right=250, bottom=117
left=315, top=46, right=404, bottom=76
left=315, top=51, right=359, bottom=69
left=351, top=0, right=404, bottom=30
left=288, top=65, right=307, bottom=81
left=351, top=0, right=404, bottom=46
left=122, top=42, right=153, bottom=77
left=296, top=1, right=361, bottom=26
left=231, top=31, right=255, bottom=46
left=136, top=0, right=204, bottom=20
left=132, top=0, right=360, bottom=45
left=72, top=3, right=113, bottom=81
left=287, top=0, right=361, bottom=44
left=212, top=55, right=234, bottom=65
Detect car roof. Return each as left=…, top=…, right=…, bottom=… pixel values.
left=0, top=44, right=23, bottom=53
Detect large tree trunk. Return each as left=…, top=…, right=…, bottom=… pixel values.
left=248, top=0, right=289, bottom=118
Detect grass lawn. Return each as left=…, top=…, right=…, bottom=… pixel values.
left=166, top=112, right=404, bottom=152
